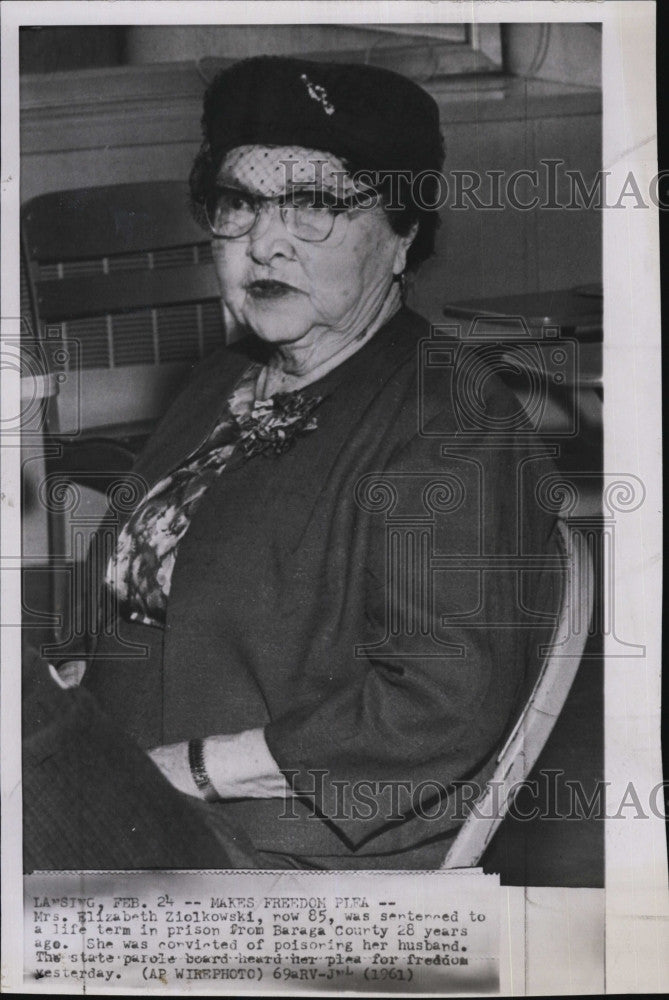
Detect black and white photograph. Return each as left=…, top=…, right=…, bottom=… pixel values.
left=1, top=1, right=665, bottom=994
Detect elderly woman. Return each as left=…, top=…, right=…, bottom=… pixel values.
left=54, top=56, right=560, bottom=870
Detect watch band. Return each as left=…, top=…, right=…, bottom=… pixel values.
left=188, top=738, right=219, bottom=802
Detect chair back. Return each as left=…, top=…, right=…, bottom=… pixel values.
left=21, top=181, right=223, bottom=436
left=441, top=517, right=594, bottom=869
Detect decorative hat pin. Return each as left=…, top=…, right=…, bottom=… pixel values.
left=300, top=73, right=335, bottom=116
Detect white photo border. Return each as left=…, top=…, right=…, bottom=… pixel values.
left=1, top=1, right=665, bottom=994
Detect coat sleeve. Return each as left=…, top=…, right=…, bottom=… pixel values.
left=263, top=395, right=563, bottom=843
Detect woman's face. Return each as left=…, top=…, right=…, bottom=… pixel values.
left=211, top=146, right=413, bottom=348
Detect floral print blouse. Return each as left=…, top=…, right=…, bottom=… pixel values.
left=105, top=364, right=321, bottom=628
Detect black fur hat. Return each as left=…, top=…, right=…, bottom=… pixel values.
left=190, top=55, right=445, bottom=269
left=199, top=55, right=443, bottom=176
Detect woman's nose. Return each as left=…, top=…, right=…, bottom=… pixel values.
left=247, top=203, right=296, bottom=263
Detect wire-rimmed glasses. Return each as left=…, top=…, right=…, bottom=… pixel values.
left=204, top=185, right=360, bottom=242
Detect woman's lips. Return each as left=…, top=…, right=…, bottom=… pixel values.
left=246, top=279, right=300, bottom=300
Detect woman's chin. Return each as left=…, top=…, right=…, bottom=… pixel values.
left=251, top=325, right=310, bottom=345
left=243, top=312, right=313, bottom=345
left=237, top=297, right=312, bottom=345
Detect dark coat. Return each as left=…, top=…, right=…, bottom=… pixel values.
left=83, top=307, right=562, bottom=867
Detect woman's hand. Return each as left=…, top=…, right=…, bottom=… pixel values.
left=148, top=728, right=291, bottom=801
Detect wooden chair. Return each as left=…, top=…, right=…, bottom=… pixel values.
left=441, top=517, right=594, bottom=869
left=22, top=181, right=223, bottom=440
left=21, top=181, right=224, bottom=642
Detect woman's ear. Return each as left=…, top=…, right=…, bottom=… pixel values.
left=393, top=221, right=419, bottom=276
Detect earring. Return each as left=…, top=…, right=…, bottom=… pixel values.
left=397, top=270, right=407, bottom=302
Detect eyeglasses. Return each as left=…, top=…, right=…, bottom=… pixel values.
left=205, top=185, right=358, bottom=242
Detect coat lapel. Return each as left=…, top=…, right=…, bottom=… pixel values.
left=132, top=346, right=249, bottom=493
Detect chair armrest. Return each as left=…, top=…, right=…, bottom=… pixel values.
left=47, top=437, right=137, bottom=493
